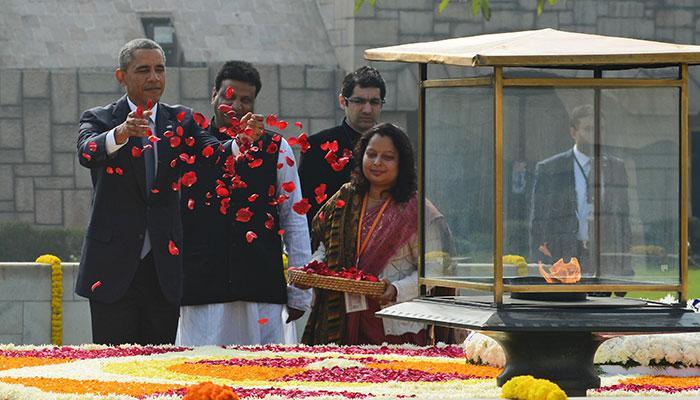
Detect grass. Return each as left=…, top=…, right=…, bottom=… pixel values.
left=624, top=266, right=700, bottom=301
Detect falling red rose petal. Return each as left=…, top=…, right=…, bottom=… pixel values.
left=88, top=141, right=97, bottom=152
left=277, top=163, right=283, bottom=169
left=218, top=104, right=232, bottom=114
left=90, top=281, right=102, bottom=292
left=187, top=198, right=195, bottom=210
left=168, top=240, right=180, bottom=256
left=176, top=111, right=186, bottom=122
left=292, top=198, right=311, bottom=215
left=105, top=166, right=114, bottom=174
left=169, top=159, right=177, bottom=168
left=266, top=142, right=278, bottom=154
left=268, top=184, right=276, bottom=197
left=335, top=199, right=346, bottom=208
left=276, top=120, right=288, bottom=130
left=266, top=114, right=278, bottom=127
left=193, top=112, right=209, bottom=129
left=257, top=318, right=269, bottom=325
left=135, top=105, right=143, bottom=118
left=285, top=156, right=295, bottom=167
left=281, top=181, right=296, bottom=193
left=148, top=135, right=160, bottom=143
left=185, top=137, right=195, bottom=147
left=265, top=213, right=275, bottom=230
left=176, top=126, right=184, bottom=136
left=202, top=145, right=214, bottom=158
left=225, top=86, right=235, bottom=99
left=248, top=194, right=259, bottom=202
left=277, top=229, right=285, bottom=236
left=236, top=207, right=254, bottom=223
left=146, top=99, right=153, bottom=110
left=163, top=130, right=174, bottom=138
left=181, top=171, right=198, bottom=187
left=246, top=231, right=257, bottom=244
left=294, top=121, right=303, bottom=130
left=248, top=158, right=263, bottom=168
left=115, top=167, right=123, bottom=175
left=151, top=188, right=160, bottom=194
left=131, top=147, right=142, bottom=158
left=81, top=153, right=92, bottom=161
left=169, top=136, right=181, bottom=148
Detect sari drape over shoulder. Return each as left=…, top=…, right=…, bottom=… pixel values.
left=302, top=183, right=436, bottom=345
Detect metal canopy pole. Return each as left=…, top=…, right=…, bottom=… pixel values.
left=680, top=63, right=689, bottom=304
left=494, top=66, right=504, bottom=306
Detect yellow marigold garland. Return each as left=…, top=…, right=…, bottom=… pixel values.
left=35, top=254, right=62, bottom=345
left=501, top=375, right=567, bottom=400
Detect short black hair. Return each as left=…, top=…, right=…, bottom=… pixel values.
left=214, top=61, right=262, bottom=96
left=351, top=123, right=417, bottom=203
left=341, top=66, right=386, bottom=100
left=118, top=39, right=165, bottom=71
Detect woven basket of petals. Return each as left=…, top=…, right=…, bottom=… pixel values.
left=289, top=269, right=386, bottom=297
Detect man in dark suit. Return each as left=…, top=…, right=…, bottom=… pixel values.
left=75, top=39, right=239, bottom=345
left=529, top=104, right=633, bottom=279
left=299, top=66, right=385, bottom=228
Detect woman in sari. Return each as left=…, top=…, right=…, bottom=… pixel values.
left=301, top=123, right=451, bottom=345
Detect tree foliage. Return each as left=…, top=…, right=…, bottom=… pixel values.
left=355, top=0, right=558, bottom=20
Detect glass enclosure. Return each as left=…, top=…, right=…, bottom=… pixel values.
left=421, top=67, right=685, bottom=299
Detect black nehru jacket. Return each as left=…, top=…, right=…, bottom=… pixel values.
left=299, top=119, right=361, bottom=229
left=181, top=129, right=287, bottom=305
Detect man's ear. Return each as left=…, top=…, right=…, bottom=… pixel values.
left=114, top=68, right=125, bottom=86
left=211, top=87, right=218, bottom=105
left=338, top=94, right=346, bottom=110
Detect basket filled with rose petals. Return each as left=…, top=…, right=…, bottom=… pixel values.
left=288, top=260, right=386, bottom=297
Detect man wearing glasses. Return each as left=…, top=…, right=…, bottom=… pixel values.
left=299, top=66, right=386, bottom=227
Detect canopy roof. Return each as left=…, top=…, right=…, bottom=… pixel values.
left=364, top=29, right=700, bottom=67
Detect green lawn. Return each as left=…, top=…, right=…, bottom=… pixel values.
left=624, top=266, right=700, bottom=301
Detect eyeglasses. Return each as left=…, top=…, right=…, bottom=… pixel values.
left=344, top=97, right=385, bottom=107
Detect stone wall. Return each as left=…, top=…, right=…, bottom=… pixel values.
left=0, top=262, right=90, bottom=345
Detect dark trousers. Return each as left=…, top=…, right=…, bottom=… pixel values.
left=89, top=253, right=179, bottom=345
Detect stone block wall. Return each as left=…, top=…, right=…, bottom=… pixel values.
left=0, top=262, right=90, bottom=345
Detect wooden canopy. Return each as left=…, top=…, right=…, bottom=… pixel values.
left=364, top=29, right=700, bottom=67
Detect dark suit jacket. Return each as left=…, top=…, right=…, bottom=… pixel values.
left=529, top=149, right=633, bottom=277
left=75, top=95, right=230, bottom=304
left=298, top=119, right=361, bottom=230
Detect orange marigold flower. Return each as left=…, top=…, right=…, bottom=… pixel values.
left=183, top=381, right=240, bottom=400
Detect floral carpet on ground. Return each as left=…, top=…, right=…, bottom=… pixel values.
left=0, top=343, right=699, bottom=399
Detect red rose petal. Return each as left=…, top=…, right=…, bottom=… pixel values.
left=294, top=121, right=303, bottom=130
left=285, top=156, right=295, bottom=167
left=236, top=207, right=254, bottom=223
left=90, top=281, right=102, bottom=292
left=292, top=198, right=311, bottom=215
left=181, top=171, right=198, bottom=187
left=185, top=137, right=195, bottom=147
left=176, top=126, right=184, bottom=137
left=88, top=141, right=97, bottom=152
left=246, top=231, right=257, bottom=244
left=168, top=240, right=180, bottom=256
left=193, top=112, right=209, bottom=129
left=115, top=167, right=123, bottom=175
left=276, top=120, right=288, bottom=130
left=257, top=318, right=268, bottom=325
left=169, top=136, right=181, bottom=148
left=281, top=181, right=296, bottom=193
left=176, top=111, right=186, bottom=122
left=202, top=145, right=214, bottom=158
left=248, top=158, right=263, bottom=168
left=81, top=152, right=92, bottom=161
left=248, top=194, right=259, bottom=202
left=265, top=213, right=275, bottom=230
left=225, top=87, right=235, bottom=100
left=131, top=146, right=142, bottom=158
left=187, top=198, right=195, bottom=210
left=335, top=199, right=346, bottom=208
left=151, top=188, right=160, bottom=194
left=105, top=166, right=114, bottom=174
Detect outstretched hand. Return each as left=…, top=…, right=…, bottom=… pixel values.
left=239, top=112, right=265, bottom=142
left=115, top=110, right=152, bottom=144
